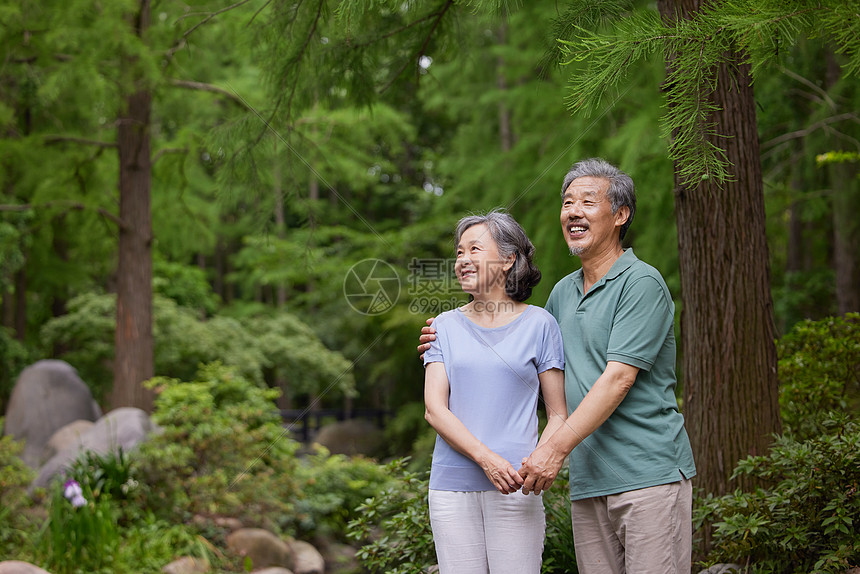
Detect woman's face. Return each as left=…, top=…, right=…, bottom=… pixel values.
left=455, top=223, right=513, bottom=296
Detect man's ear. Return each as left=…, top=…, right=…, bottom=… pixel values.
left=615, top=206, right=631, bottom=228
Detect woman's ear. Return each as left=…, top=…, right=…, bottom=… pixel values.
left=503, top=252, right=517, bottom=273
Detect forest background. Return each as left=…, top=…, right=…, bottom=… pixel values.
left=1, top=0, right=859, bottom=572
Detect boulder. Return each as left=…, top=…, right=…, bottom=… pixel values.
left=226, top=528, right=294, bottom=571
left=31, top=407, right=154, bottom=490
left=0, top=561, right=53, bottom=574
left=161, top=556, right=210, bottom=574
left=3, top=360, right=102, bottom=467
left=41, top=420, right=94, bottom=462
left=313, top=419, right=384, bottom=457
left=287, top=539, right=324, bottom=574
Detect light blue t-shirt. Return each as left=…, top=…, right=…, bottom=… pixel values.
left=423, top=305, right=564, bottom=491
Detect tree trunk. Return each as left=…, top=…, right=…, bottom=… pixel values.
left=658, top=0, right=782, bottom=497
left=111, top=0, right=154, bottom=411
left=831, top=161, right=860, bottom=314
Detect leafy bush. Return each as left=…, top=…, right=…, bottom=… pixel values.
left=292, top=446, right=398, bottom=541
left=542, top=467, right=578, bottom=574
left=0, top=325, right=34, bottom=412
left=347, top=459, right=436, bottom=574
left=0, top=424, right=37, bottom=559
left=778, top=313, right=860, bottom=439
left=696, top=414, right=860, bottom=573
left=133, top=363, right=302, bottom=534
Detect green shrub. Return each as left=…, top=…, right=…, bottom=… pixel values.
left=347, top=458, right=436, bottom=574
left=778, top=313, right=860, bottom=439
left=133, top=363, right=301, bottom=534
left=542, top=466, right=578, bottom=574
left=696, top=414, right=860, bottom=573
left=0, top=425, right=37, bottom=560
left=291, top=446, right=398, bottom=542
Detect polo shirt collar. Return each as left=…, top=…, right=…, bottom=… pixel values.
left=572, top=248, right=638, bottom=294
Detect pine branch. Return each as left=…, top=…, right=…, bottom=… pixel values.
left=0, top=201, right=126, bottom=229
left=165, top=0, right=258, bottom=60
left=44, top=135, right=117, bottom=148
left=168, top=79, right=254, bottom=110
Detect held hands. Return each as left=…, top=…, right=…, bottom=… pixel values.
left=417, top=317, right=436, bottom=361
left=479, top=450, right=525, bottom=495
left=518, top=443, right=566, bottom=495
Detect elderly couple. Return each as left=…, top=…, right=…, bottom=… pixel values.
left=417, top=158, right=697, bottom=574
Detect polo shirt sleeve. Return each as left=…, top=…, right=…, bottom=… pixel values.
left=423, top=317, right=445, bottom=366
left=606, top=276, right=673, bottom=371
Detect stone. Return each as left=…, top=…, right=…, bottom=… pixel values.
left=226, top=528, right=294, bottom=571
left=3, top=360, right=102, bottom=467
left=251, top=569, right=294, bottom=574
left=161, top=556, right=210, bottom=574
left=41, top=420, right=94, bottom=462
left=319, top=541, right=360, bottom=574
left=287, top=539, right=325, bottom=574
left=698, top=565, right=744, bottom=574
left=312, top=419, right=385, bottom=457
left=0, top=561, right=53, bottom=574
left=31, top=407, right=154, bottom=490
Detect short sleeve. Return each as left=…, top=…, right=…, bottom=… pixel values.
left=536, top=312, right=565, bottom=373
left=606, top=276, right=673, bottom=370
left=423, top=317, right=445, bottom=366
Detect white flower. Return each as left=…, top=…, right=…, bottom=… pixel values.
left=63, top=480, right=83, bottom=501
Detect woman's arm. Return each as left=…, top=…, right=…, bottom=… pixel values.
left=424, top=361, right=524, bottom=494
left=537, top=367, right=566, bottom=450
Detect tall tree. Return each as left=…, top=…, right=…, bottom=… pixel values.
left=112, top=0, right=154, bottom=410
left=656, top=0, right=780, bottom=495
left=548, top=0, right=860, bottom=493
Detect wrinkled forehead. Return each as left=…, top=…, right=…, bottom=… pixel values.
left=562, top=176, right=610, bottom=199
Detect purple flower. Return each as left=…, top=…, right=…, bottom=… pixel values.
left=63, top=479, right=87, bottom=507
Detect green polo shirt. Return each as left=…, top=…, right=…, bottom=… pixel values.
left=546, top=249, right=696, bottom=501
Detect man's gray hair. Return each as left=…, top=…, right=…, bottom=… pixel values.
left=455, top=209, right=542, bottom=302
left=561, top=158, right=636, bottom=241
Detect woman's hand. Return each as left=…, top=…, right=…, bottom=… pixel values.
left=417, top=318, right=436, bottom=360
left=479, top=450, right=525, bottom=494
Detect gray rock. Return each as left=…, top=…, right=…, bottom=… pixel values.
left=251, top=569, right=294, bottom=574
left=161, top=556, right=210, bottom=574
left=313, top=419, right=385, bottom=457
left=226, top=528, right=294, bottom=571
left=41, top=420, right=94, bottom=462
left=3, top=360, right=101, bottom=467
left=698, top=565, right=744, bottom=574
left=287, top=539, right=324, bottom=574
left=0, top=561, right=53, bottom=574
left=31, top=407, right=154, bottom=490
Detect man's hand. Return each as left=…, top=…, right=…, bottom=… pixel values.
left=518, top=443, right=566, bottom=495
left=417, top=317, right=436, bottom=361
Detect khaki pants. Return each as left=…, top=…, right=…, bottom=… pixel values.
left=571, top=479, right=693, bottom=574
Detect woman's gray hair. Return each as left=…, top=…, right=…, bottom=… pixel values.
left=454, top=209, right=542, bottom=302
left=561, top=158, right=636, bottom=241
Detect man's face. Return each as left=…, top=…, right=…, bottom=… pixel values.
left=560, top=176, right=628, bottom=257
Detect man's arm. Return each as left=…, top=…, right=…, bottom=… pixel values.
left=417, top=318, right=436, bottom=360
left=518, top=361, right=638, bottom=495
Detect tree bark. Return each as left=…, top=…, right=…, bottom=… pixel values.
left=111, top=0, right=154, bottom=411
left=658, top=0, right=782, bottom=497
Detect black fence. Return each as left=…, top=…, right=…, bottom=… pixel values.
left=279, top=408, right=391, bottom=443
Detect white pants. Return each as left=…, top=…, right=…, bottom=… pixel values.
left=571, top=479, right=693, bottom=574
left=429, top=489, right=545, bottom=574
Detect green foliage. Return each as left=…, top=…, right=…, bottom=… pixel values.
left=542, top=467, right=578, bottom=574
left=554, top=0, right=860, bottom=187
left=133, top=363, right=301, bottom=532
left=696, top=415, right=860, bottom=573
left=0, top=424, right=37, bottom=559
left=37, top=477, right=120, bottom=574
left=0, top=325, right=34, bottom=411
left=292, top=446, right=398, bottom=541
left=777, top=313, right=860, bottom=439
left=347, top=458, right=436, bottom=574
left=39, top=292, right=355, bottom=401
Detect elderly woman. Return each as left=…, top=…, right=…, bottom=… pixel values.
left=423, top=210, right=567, bottom=574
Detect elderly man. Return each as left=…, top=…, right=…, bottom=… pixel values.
left=518, top=158, right=696, bottom=573
left=420, top=158, right=696, bottom=573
